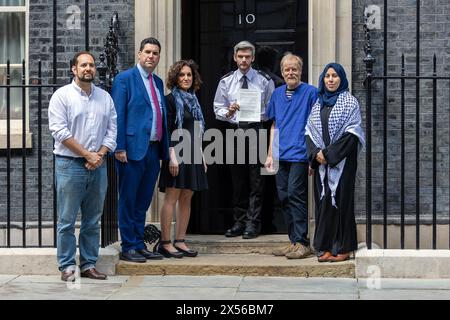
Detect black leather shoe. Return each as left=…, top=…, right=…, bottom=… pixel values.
left=173, top=239, right=198, bottom=257
left=137, top=248, right=164, bottom=260
left=225, top=224, right=244, bottom=237
left=242, top=225, right=259, bottom=239
left=157, top=240, right=184, bottom=258
left=120, top=250, right=147, bottom=263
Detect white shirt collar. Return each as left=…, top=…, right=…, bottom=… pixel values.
left=71, top=80, right=95, bottom=97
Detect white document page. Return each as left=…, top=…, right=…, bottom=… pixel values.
left=237, top=89, right=261, bottom=122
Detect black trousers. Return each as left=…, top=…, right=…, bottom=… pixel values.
left=225, top=122, right=266, bottom=232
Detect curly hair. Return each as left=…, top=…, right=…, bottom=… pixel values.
left=166, top=59, right=202, bottom=92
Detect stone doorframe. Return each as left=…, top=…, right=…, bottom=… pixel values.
left=134, top=0, right=353, bottom=222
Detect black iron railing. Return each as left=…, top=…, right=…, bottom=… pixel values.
left=364, top=0, right=450, bottom=249
left=0, top=12, right=120, bottom=248
left=0, top=60, right=60, bottom=248
left=99, top=12, right=120, bottom=247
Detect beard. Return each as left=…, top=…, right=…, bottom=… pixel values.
left=77, top=74, right=94, bottom=83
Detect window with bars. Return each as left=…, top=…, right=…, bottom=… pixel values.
left=0, top=0, right=28, bottom=136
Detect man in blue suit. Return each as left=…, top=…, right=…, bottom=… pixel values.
left=111, top=37, right=169, bottom=262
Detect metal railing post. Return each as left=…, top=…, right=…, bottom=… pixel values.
left=363, top=20, right=376, bottom=250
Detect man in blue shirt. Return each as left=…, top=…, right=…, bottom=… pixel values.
left=265, top=53, right=318, bottom=259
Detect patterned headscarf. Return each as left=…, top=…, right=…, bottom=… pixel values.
left=305, top=63, right=365, bottom=208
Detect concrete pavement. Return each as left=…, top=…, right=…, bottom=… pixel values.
left=1, top=275, right=450, bottom=300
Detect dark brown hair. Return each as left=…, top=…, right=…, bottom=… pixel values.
left=71, top=51, right=95, bottom=67
left=166, top=59, right=202, bottom=92
left=139, top=37, right=161, bottom=52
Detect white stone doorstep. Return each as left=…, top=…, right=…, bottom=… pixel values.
left=0, top=246, right=119, bottom=276
left=355, top=249, right=450, bottom=279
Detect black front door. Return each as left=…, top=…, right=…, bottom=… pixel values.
left=182, top=0, right=309, bottom=234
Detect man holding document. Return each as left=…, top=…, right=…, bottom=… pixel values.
left=213, top=40, right=275, bottom=239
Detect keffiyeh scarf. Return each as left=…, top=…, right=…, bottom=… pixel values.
left=305, top=91, right=365, bottom=208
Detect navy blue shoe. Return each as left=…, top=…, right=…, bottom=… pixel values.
left=120, top=250, right=146, bottom=263
left=137, top=248, right=164, bottom=260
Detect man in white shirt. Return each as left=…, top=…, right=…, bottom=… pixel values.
left=48, top=51, right=117, bottom=282
left=213, top=41, right=275, bottom=239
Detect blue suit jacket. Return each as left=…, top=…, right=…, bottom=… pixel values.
left=111, top=66, right=169, bottom=161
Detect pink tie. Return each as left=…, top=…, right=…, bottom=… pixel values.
left=148, top=74, right=162, bottom=141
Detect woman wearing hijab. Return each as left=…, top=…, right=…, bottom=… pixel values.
left=157, top=60, right=208, bottom=258
left=305, top=63, right=365, bottom=262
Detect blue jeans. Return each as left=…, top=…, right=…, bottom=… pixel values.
left=275, top=161, right=309, bottom=246
left=55, top=157, right=107, bottom=272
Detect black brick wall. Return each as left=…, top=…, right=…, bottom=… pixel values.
left=0, top=0, right=134, bottom=226
left=352, top=0, right=450, bottom=223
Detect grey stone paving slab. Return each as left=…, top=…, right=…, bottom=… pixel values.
left=0, top=275, right=18, bottom=285
left=127, top=275, right=242, bottom=288
left=11, top=275, right=130, bottom=285
left=0, top=282, right=122, bottom=300
left=108, top=286, right=237, bottom=300
left=240, top=277, right=357, bottom=294
left=357, top=278, right=450, bottom=290
left=359, top=289, right=450, bottom=300
left=234, top=292, right=358, bottom=300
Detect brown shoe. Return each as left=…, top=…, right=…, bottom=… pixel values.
left=318, top=251, right=333, bottom=263
left=80, top=268, right=107, bottom=280
left=60, top=269, right=76, bottom=282
left=285, top=243, right=312, bottom=259
left=328, top=253, right=351, bottom=263
left=272, top=243, right=295, bottom=256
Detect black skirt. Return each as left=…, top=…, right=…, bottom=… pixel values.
left=159, top=161, right=208, bottom=192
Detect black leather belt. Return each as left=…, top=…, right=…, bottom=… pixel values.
left=55, top=154, right=81, bottom=160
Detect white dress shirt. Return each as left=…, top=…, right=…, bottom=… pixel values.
left=48, top=81, right=117, bottom=157
left=213, top=67, right=275, bottom=124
